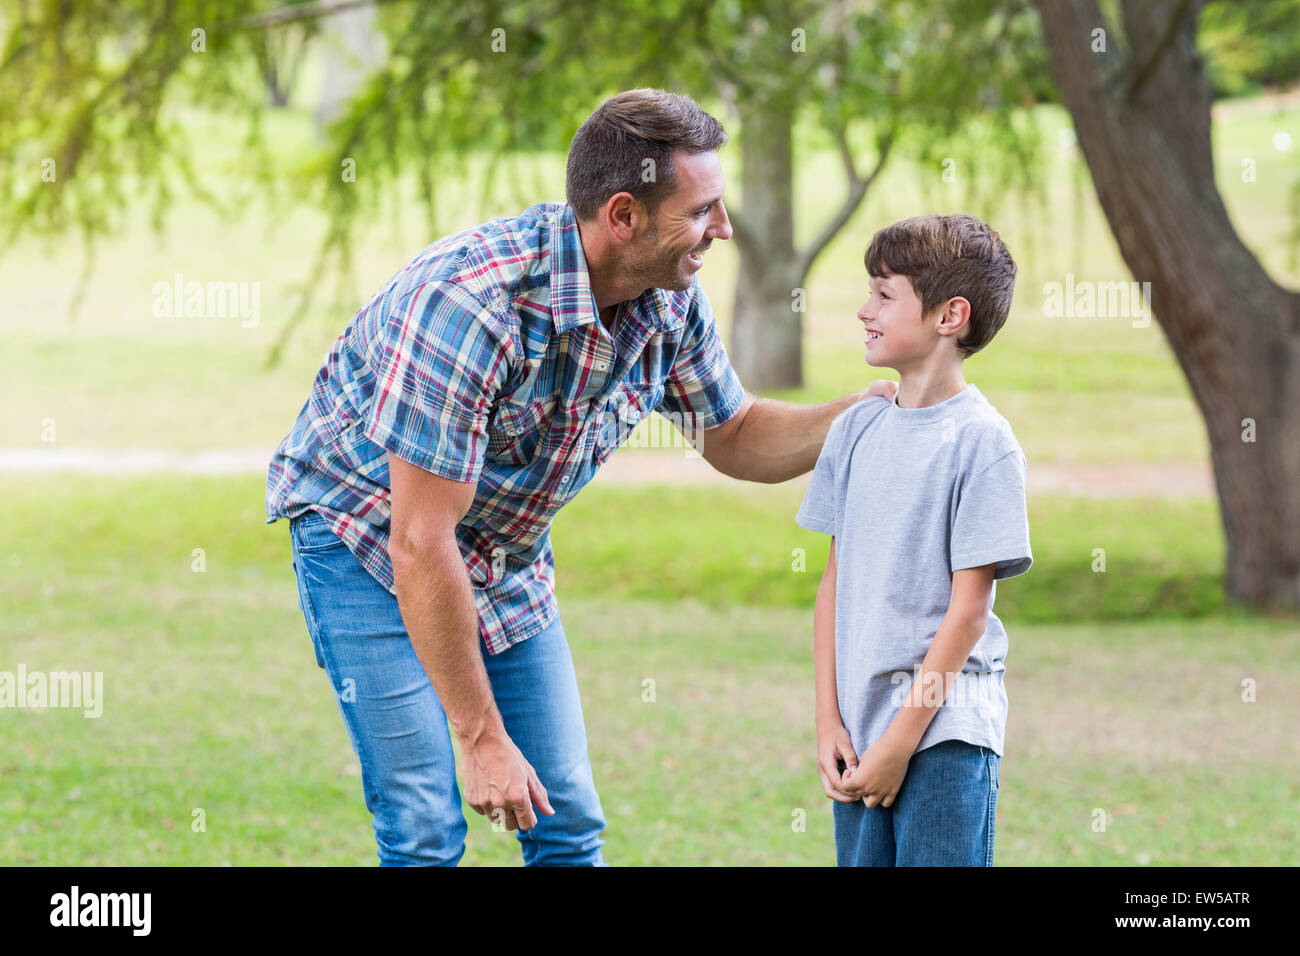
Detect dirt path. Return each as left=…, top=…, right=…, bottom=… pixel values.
left=0, top=446, right=1215, bottom=497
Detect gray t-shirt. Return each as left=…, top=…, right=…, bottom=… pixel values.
left=795, top=383, right=1032, bottom=758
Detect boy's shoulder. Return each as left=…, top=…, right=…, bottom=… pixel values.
left=954, top=385, right=1025, bottom=474
left=825, top=385, right=1025, bottom=481
left=958, top=384, right=1019, bottom=437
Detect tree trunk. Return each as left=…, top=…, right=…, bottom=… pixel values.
left=1036, top=0, right=1300, bottom=611
left=731, top=96, right=804, bottom=389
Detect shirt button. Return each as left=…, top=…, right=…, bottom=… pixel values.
left=560, top=473, right=571, bottom=483
left=595, top=362, right=607, bottom=371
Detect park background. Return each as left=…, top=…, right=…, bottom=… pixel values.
left=1, top=0, right=1297, bottom=864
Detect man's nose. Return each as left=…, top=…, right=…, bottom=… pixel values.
left=709, top=202, right=734, bottom=241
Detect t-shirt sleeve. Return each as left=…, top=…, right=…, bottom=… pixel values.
left=361, top=281, right=509, bottom=484
left=795, top=411, right=848, bottom=537
left=655, top=287, right=747, bottom=432
left=950, top=448, right=1033, bottom=579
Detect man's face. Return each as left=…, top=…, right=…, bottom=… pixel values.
left=626, top=149, right=731, bottom=292
left=858, top=271, right=936, bottom=370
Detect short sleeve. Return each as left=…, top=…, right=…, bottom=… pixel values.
left=655, top=287, right=747, bottom=432
left=362, top=281, right=509, bottom=484
left=795, top=411, right=849, bottom=537
left=950, top=449, right=1033, bottom=579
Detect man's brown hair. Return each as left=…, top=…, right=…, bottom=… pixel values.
left=566, top=88, right=727, bottom=224
left=864, top=214, right=1017, bottom=357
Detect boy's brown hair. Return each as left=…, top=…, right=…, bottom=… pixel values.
left=864, top=214, right=1017, bottom=357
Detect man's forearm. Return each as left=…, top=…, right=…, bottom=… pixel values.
left=719, top=392, right=859, bottom=484
left=391, top=536, right=504, bottom=745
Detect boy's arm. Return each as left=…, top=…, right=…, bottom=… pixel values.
left=880, top=563, right=997, bottom=753
left=837, top=562, right=997, bottom=807
left=815, top=539, right=861, bottom=801
left=814, top=539, right=841, bottom=731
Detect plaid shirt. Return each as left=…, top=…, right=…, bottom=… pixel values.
left=266, top=201, right=746, bottom=654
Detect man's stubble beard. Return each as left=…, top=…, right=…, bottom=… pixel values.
left=625, top=216, right=694, bottom=293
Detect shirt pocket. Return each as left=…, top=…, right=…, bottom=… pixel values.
left=592, top=381, right=665, bottom=465
left=483, top=356, right=543, bottom=465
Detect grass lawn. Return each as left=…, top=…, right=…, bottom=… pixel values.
left=2, top=475, right=1295, bottom=866
left=4, top=89, right=1297, bottom=867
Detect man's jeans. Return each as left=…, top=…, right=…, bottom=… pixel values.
left=289, top=509, right=608, bottom=866
left=833, top=739, right=1000, bottom=866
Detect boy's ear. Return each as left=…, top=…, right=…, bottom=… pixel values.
left=935, top=296, right=972, bottom=340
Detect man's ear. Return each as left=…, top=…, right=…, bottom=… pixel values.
left=604, top=191, right=648, bottom=242
left=935, top=297, right=972, bottom=340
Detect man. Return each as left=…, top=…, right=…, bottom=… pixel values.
left=265, top=87, right=896, bottom=866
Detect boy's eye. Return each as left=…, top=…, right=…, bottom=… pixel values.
left=881, top=292, right=891, bottom=300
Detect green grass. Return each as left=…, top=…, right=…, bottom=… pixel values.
left=2, top=475, right=1296, bottom=865
left=552, top=483, right=1231, bottom=621
left=4, top=473, right=1229, bottom=624
left=3, top=91, right=1298, bottom=866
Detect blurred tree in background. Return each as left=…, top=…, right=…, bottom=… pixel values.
left=0, top=0, right=1048, bottom=383
left=2, top=0, right=1297, bottom=611
left=1036, top=0, right=1299, bottom=611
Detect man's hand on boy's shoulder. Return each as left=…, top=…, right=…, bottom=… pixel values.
left=857, top=379, right=899, bottom=404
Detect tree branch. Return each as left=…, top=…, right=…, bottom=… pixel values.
left=222, top=0, right=409, bottom=32
left=1123, top=0, right=1197, bottom=105
left=687, top=0, right=756, bottom=100
left=795, top=121, right=894, bottom=282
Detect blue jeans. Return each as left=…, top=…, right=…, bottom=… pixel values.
left=833, top=739, right=1000, bottom=866
left=289, top=509, right=608, bottom=866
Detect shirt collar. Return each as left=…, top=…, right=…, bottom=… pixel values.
left=548, top=202, right=685, bottom=335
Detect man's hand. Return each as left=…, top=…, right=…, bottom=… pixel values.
left=858, top=379, right=899, bottom=404
left=838, top=737, right=913, bottom=809
left=387, top=452, right=555, bottom=832
left=460, top=728, right=555, bottom=831
left=816, top=722, right=861, bottom=803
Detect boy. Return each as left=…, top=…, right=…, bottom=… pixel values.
left=795, top=214, right=1032, bottom=867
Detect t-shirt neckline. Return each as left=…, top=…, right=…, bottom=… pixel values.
left=888, top=382, right=981, bottom=423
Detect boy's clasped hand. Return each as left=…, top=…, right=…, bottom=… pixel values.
left=818, top=722, right=913, bottom=809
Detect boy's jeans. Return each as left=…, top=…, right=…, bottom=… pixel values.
left=833, top=739, right=1000, bottom=866
left=289, top=509, right=608, bottom=866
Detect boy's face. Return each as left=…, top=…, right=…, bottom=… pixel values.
left=858, top=271, right=939, bottom=370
